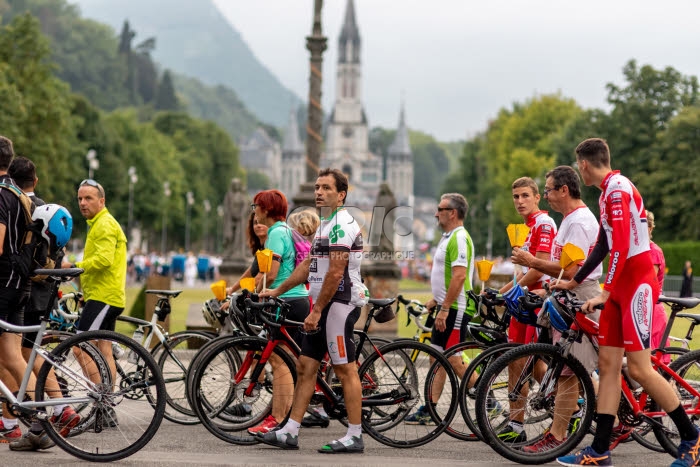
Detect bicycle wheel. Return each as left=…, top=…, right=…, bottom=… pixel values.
left=458, top=342, right=519, bottom=441
left=189, top=335, right=296, bottom=445
left=652, top=348, right=700, bottom=457
left=184, top=334, right=234, bottom=411
left=151, top=330, right=215, bottom=425
left=35, top=330, right=166, bottom=462
left=36, top=331, right=110, bottom=437
left=358, top=340, right=459, bottom=448
left=630, top=347, right=688, bottom=452
left=434, top=340, right=486, bottom=441
left=475, top=343, right=595, bottom=465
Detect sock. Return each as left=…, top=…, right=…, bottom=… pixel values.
left=591, top=413, right=615, bottom=454
left=313, top=407, right=328, bottom=418
left=30, top=421, right=43, bottom=434
left=668, top=404, right=699, bottom=441
left=53, top=405, right=67, bottom=415
left=508, top=420, right=524, bottom=434
left=337, top=423, right=362, bottom=444
left=276, top=418, right=300, bottom=440
left=2, top=417, right=17, bottom=429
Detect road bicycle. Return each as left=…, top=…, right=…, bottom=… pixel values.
left=474, top=289, right=700, bottom=464
left=188, top=293, right=459, bottom=448
left=2, top=267, right=165, bottom=462
left=48, top=288, right=215, bottom=425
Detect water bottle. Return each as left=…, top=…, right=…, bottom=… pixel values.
left=112, top=342, right=126, bottom=360
left=128, top=327, right=144, bottom=364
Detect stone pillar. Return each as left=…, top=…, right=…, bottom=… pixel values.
left=361, top=263, right=401, bottom=335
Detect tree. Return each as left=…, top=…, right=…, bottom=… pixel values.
left=155, top=70, right=179, bottom=111
left=246, top=170, right=270, bottom=192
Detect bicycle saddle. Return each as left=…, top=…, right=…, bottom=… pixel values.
left=369, top=298, right=396, bottom=307
left=34, top=267, right=83, bottom=278
left=677, top=313, right=700, bottom=324
left=146, top=289, right=183, bottom=298
left=658, top=295, right=700, bottom=310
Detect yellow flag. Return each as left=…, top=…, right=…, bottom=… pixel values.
left=256, top=249, right=273, bottom=273
left=239, top=277, right=256, bottom=292
left=560, top=243, right=585, bottom=269
left=476, top=258, right=494, bottom=282
left=210, top=280, right=227, bottom=300
left=507, top=224, right=530, bottom=248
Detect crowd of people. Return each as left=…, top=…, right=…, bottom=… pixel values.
left=1, top=131, right=699, bottom=465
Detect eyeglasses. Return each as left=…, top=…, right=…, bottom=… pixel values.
left=437, top=207, right=455, bottom=212
left=250, top=203, right=258, bottom=211
left=543, top=186, right=561, bottom=197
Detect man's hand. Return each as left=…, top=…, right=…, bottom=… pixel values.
left=425, top=298, right=437, bottom=310
left=551, top=279, right=577, bottom=291
left=511, top=247, right=533, bottom=267
left=304, top=308, right=322, bottom=332
left=258, top=288, right=279, bottom=298
left=61, top=261, right=72, bottom=268
left=582, top=290, right=609, bottom=314
left=435, top=310, right=449, bottom=332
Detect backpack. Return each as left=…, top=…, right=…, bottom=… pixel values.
left=0, top=182, right=53, bottom=280
left=285, top=225, right=311, bottom=268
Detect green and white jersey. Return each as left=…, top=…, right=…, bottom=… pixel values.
left=430, top=226, right=476, bottom=325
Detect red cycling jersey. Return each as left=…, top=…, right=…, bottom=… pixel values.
left=521, top=210, right=557, bottom=280
left=599, top=171, right=651, bottom=293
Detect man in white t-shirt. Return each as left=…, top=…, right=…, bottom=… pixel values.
left=258, top=168, right=367, bottom=454
left=511, top=165, right=601, bottom=452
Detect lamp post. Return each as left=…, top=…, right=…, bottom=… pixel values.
left=127, top=166, right=138, bottom=244
left=86, top=149, right=99, bottom=179
left=216, top=205, right=224, bottom=253
left=185, top=191, right=194, bottom=252
left=203, top=199, right=211, bottom=252
left=161, top=182, right=171, bottom=254
left=486, top=200, right=493, bottom=259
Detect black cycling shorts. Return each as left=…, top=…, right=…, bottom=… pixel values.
left=430, top=307, right=469, bottom=351
left=77, top=300, right=124, bottom=332
left=301, top=301, right=360, bottom=365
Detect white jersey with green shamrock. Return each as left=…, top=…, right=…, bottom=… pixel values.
left=308, top=207, right=367, bottom=307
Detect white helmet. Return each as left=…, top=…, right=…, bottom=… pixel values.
left=32, top=204, right=73, bottom=252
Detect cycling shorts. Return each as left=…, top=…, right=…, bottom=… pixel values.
left=301, top=301, right=360, bottom=365
left=0, top=286, right=28, bottom=336
left=598, top=255, right=659, bottom=352
left=77, top=300, right=124, bottom=332
left=273, top=297, right=310, bottom=349
left=508, top=317, right=538, bottom=345
left=431, top=307, right=469, bottom=351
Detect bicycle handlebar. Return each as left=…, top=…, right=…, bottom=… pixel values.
left=243, top=297, right=305, bottom=328
left=397, top=295, right=433, bottom=331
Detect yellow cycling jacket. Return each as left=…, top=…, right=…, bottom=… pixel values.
left=75, top=208, right=127, bottom=308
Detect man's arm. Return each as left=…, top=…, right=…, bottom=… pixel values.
left=76, top=226, right=117, bottom=271
left=260, top=256, right=311, bottom=297
left=517, top=251, right=552, bottom=284
left=441, top=265, right=466, bottom=310
left=0, top=223, right=5, bottom=256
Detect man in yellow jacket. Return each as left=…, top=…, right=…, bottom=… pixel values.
left=63, top=179, right=126, bottom=426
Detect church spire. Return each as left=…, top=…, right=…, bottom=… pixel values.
left=389, top=99, right=411, bottom=157
left=338, top=0, right=360, bottom=63
left=283, top=107, right=303, bottom=153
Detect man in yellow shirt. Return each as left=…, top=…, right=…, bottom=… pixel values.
left=62, top=179, right=126, bottom=426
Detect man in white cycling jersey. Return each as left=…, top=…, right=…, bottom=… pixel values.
left=258, top=168, right=367, bottom=454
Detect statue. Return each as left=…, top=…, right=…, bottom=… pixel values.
left=372, top=183, right=398, bottom=255
left=223, top=178, right=248, bottom=260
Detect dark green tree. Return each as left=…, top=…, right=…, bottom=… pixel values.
left=155, top=70, right=179, bottom=110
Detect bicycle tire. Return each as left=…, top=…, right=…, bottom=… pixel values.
left=184, top=334, right=236, bottom=411
left=151, top=330, right=215, bottom=425
left=630, top=346, right=688, bottom=452
left=475, top=343, right=596, bottom=464
left=189, top=335, right=297, bottom=445
left=651, top=347, right=700, bottom=457
left=36, top=330, right=166, bottom=462
left=458, top=342, right=519, bottom=441
left=358, top=340, right=459, bottom=448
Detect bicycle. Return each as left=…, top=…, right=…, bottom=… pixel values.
left=188, top=293, right=459, bottom=448
left=474, top=289, right=700, bottom=464
left=396, top=290, right=511, bottom=442
left=3, top=267, right=166, bottom=462
left=49, top=288, right=215, bottom=425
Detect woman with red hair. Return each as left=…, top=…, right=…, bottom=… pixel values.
left=248, top=189, right=309, bottom=434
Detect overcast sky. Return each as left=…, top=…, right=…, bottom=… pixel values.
left=212, top=0, right=700, bottom=141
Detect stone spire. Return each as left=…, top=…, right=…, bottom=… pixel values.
left=283, top=108, right=303, bottom=153
left=338, top=0, right=360, bottom=63
left=388, top=101, right=411, bottom=158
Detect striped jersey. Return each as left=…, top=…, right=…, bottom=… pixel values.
left=430, top=226, right=475, bottom=326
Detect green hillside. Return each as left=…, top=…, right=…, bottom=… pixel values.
left=73, top=0, right=302, bottom=127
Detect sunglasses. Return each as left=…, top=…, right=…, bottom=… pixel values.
left=250, top=203, right=258, bottom=211
left=437, top=207, right=454, bottom=212
left=80, top=179, right=105, bottom=197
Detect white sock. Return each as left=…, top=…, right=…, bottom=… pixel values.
left=2, top=417, right=17, bottom=429
left=54, top=405, right=67, bottom=415
left=338, top=423, right=362, bottom=444
left=509, top=421, right=524, bottom=433
left=276, top=418, right=301, bottom=440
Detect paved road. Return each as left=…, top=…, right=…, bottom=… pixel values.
left=0, top=418, right=674, bottom=466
